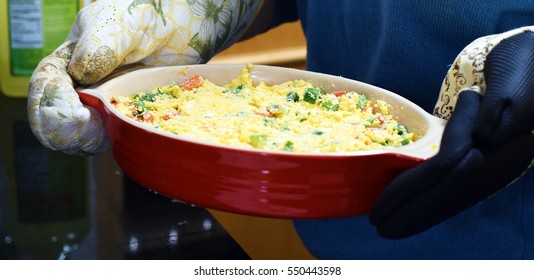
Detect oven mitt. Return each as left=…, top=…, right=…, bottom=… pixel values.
left=27, top=0, right=261, bottom=156
left=369, top=31, right=534, bottom=239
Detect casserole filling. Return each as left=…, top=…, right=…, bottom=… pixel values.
left=110, top=67, right=414, bottom=152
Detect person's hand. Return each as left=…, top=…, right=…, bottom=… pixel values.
left=369, top=30, right=534, bottom=239
left=27, top=0, right=261, bottom=155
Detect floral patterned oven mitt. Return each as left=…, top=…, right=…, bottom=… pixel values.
left=27, top=0, right=262, bottom=156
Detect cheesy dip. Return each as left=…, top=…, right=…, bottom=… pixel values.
left=110, top=67, right=414, bottom=153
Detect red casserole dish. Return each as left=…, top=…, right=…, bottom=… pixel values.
left=77, top=64, right=446, bottom=219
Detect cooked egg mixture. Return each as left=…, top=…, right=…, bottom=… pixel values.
left=111, top=67, right=414, bottom=153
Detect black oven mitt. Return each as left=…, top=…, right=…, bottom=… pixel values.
left=369, top=31, right=534, bottom=239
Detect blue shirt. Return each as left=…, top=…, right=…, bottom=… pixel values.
left=275, top=0, right=534, bottom=259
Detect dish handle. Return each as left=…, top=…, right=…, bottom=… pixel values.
left=77, top=88, right=106, bottom=118
left=76, top=65, right=149, bottom=112
left=393, top=115, right=447, bottom=161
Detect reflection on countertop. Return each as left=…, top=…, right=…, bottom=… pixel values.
left=0, top=94, right=249, bottom=260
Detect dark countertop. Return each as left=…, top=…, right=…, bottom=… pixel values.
left=0, top=95, right=249, bottom=260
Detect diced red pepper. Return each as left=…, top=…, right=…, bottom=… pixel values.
left=333, top=90, right=347, bottom=97
left=143, top=112, right=154, bottom=122
left=162, top=110, right=179, bottom=120
left=378, top=116, right=385, bottom=124
left=182, top=75, right=204, bottom=90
